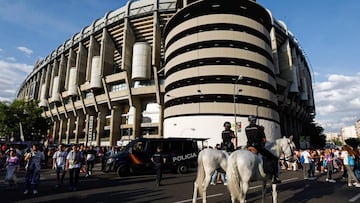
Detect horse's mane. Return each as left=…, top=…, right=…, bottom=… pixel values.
left=265, top=137, right=286, bottom=157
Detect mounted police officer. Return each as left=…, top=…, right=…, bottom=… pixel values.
left=221, top=121, right=236, bottom=152
left=245, top=115, right=281, bottom=184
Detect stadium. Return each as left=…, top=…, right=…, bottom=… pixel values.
left=17, top=0, right=315, bottom=148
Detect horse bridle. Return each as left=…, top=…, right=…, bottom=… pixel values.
left=285, top=139, right=295, bottom=161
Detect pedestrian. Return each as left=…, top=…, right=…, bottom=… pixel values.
left=24, top=144, right=45, bottom=195
left=79, top=145, right=86, bottom=173
left=341, top=145, right=360, bottom=187
left=300, top=148, right=314, bottom=180
left=221, top=121, right=236, bottom=152
left=5, top=149, right=20, bottom=190
left=210, top=144, right=227, bottom=186
left=325, top=148, right=336, bottom=183
left=151, top=146, right=166, bottom=187
left=245, top=115, right=281, bottom=184
left=66, top=144, right=83, bottom=191
left=84, top=145, right=97, bottom=177
left=52, top=144, right=67, bottom=188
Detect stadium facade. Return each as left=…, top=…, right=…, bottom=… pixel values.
left=17, top=0, right=315, bottom=148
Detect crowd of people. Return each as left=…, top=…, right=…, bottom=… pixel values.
left=279, top=145, right=360, bottom=187
left=0, top=142, right=125, bottom=194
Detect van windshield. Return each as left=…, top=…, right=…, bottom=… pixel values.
left=126, top=140, right=144, bottom=152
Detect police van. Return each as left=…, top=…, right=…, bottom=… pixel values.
left=103, top=138, right=204, bottom=177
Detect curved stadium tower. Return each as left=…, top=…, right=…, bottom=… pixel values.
left=17, top=0, right=315, bottom=148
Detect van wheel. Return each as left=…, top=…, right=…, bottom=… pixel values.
left=117, top=165, right=130, bottom=177
left=177, top=164, right=188, bottom=174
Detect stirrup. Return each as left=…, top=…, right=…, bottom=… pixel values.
left=272, top=176, right=281, bottom=184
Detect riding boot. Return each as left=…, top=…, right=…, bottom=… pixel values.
left=272, top=160, right=281, bottom=184
left=272, top=175, right=281, bottom=184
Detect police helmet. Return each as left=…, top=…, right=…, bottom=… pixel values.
left=223, top=121, right=231, bottom=128
left=248, top=115, right=257, bottom=123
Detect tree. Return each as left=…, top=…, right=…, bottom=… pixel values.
left=302, top=122, right=326, bottom=149
left=0, top=99, right=52, bottom=142
left=332, top=138, right=343, bottom=146
left=345, top=138, right=360, bottom=150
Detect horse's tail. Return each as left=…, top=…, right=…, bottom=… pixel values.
left=227, top=153, right=241, bottom=200
left=196, top=152, right=205, bottom=197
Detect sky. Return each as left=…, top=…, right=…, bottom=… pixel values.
left=0, top=0, right=359, bottom=134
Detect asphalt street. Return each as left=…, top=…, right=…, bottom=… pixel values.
left=1, top=164, right=360, bottom=203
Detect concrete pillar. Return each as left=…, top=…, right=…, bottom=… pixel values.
left=65, top=49, right=76, bottom=90
left=158, top=105, right=164, bottom=137
left=100, top=28, right=115, bottom=76
left=59, top=119, right=68, bottom=144
left=58, top=54, right=67, bottom=92
left=77, top=42, right=88, bottom=84
left=84, top=114, right=89, bottom=145
left=66, top=116, right=76, bottom=144
left=87, top=36, right=100, bottom=81
left=75, top=112, right=86, bottom=144
left=109, top=106, right=122, bottom=146
left=52, top=120, right=59, bottom=144
left=132, top=98, right=142, bottom=139
left=95, top=107, right=107, bottom=146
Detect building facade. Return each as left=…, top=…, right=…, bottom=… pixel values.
left=17, top=0, right=315, bottom=148
left=341, top=125, right=357, bottom=142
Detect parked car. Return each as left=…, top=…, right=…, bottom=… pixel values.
left=103, top=138, right=204, bottom=177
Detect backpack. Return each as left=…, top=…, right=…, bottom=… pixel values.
left=348, top=155, right=355, bottom=167
left=300, top=155, right=305, bottom=164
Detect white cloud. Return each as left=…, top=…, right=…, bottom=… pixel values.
left=17, top=46, right=33, bottom=56
left=0, top=60, right=32, bottom=101
left=6, top=57, right=16, bottom=62
left=314, top=73, right=360, bottom=133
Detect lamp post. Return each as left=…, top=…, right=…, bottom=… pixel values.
left=233, top=75, right=243, bottom=145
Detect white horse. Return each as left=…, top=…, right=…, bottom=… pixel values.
left=192, top=147, right=229, bottom=203
left=226, top=136, right=295, bottom=203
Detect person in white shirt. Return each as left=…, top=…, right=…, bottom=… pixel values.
left=52, top=144, right=68, bottom=188
left=66, top=145, right=82, bottom=191
left=342, top=145, right=360, bottom=187
left=301, top=148, right=312, bottom=180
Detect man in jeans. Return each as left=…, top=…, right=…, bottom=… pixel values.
left=300, top=148, right=314, bottom=180
left=52, top=144, right=68, bottom=188
left=84, top=145, right=97, bottom=177
left=66, top=145, right=82, bottom=191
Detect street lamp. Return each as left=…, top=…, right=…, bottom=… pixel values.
left=233, top=75, right=243, bottom=141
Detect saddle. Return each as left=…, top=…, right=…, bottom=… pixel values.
left=247, top=146, right=258, bottom=154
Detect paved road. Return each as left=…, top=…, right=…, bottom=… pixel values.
left=1, top=165, right=360, bottom=203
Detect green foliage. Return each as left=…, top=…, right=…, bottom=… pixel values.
left=345, top=138, right=360, bottom=149
left=332, top=138, right=343, bottom=146
left=0, top=99, right=52, bottom=142
left=302, top=122, right=326, bottom=149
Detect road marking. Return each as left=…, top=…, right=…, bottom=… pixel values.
left=349, top=193, right=360, bottom=202
left=248, top=177, right=299, bottom=190
left=173, top=193, right=223, bottom=203
left=174, top=177, right=299, bottom=203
